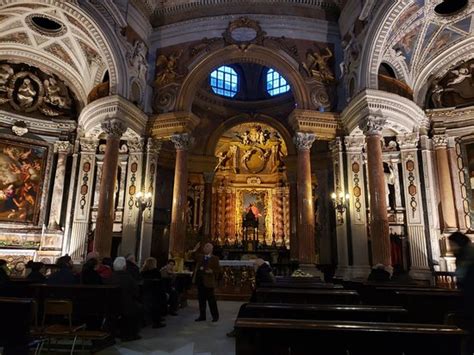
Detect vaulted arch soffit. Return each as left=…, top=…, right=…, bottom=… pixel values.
left=0, top=0, right=129, bottom=105
left=359, top=0, right=473, bottom=98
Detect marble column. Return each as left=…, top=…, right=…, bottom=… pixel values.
left=433, top=135, right=458, bottom=262
left=433, top=135, right=458, bottom=234
left=419, top=135, right=442, bottom=269
left=121, top=139, right=145, bottom=256
left=94, top=119, right=127, bottom=257
left=330, top=138, right=349, bottom=278
left=48, top=141, right=72, bottom=230
left=447, top=137, right=469, bottom=231
left=138, top=139, right=161, bottom=263
left=169, top=133, right=193, bottom=265
left=397, top=133, right=431, bottom=280
left=288, top=172, right=298, bottom=260
left=202, top=172, right=214, bottom=242
left=360, top=116, right=391, bottom=268
left=69, top=139, right=98, bottom=262
left=294, top=132, right=317, bottom=266
left=345, top=135, right=370, bottom=278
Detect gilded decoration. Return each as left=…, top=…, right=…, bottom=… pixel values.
left=214, top=123, right=287, bottom=174
left=222, top=17, right=266, bottom=48
left=154, top=51, right=183, bottom=88
left=0, top=62, right=76, bottom=118
left=302, top=47, right=335, bottom=83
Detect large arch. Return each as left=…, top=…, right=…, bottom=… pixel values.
left=357, top=0, right=412, bottom=91
left=175, top=44, right=311, bottom=112
left=204, top=113, right=297, bottom=156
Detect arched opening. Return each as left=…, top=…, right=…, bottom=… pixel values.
left=377, top=63, right=413, bottom=100
left=434, top=0, right=468, bottom=16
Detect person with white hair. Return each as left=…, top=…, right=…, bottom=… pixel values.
left=106, top=256, right=143, bottom=341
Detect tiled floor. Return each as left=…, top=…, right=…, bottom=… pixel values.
left=98, top=300, right=242, bottom=355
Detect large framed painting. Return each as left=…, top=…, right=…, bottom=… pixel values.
left=0, top=137, right=48, bottom=224
left=236, top=189, right=272, bottom=240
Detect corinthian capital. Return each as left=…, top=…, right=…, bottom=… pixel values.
left=54, top=141, right=72, bottom=154
left=396, top=132, right=419, bottom=150
left=344, top=135, right=365, bottom=152
left=359, top=115, right=385, bottom=136
left=432, top=134, right=448, bottom=148
left=79, top=138, right=98, bottom=153
left=146, top=138, right=162, bottom=154
left=101, top=119, right=127, bottom=138
left=170, top=133, right=194, bottom=150
left=293, top=132, right=316, bottom=151
left=127, top=139, right=145, bottom=153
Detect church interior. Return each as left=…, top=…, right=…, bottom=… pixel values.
left=0, top=0, right=474, bottom=354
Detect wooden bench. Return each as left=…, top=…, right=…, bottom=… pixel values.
left=255, top=288, right=360, bottom=304
left=238, top=303, right=408, bottom=322
left=0, top=297, right=36, bottom=355
left=235, top=318, right=468, bottom=355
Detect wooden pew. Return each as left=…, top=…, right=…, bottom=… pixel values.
left=255, top=288, right=360, bottom=304
left=235, top=318, right=467, bottom=355
left=0, top=297, right=35, bottom=355
left=238, top=303, right=408, bottom=322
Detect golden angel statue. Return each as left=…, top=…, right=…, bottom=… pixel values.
left=154, top=50, right=183, bottom=87
left=302, top=47, right=335, bottom=83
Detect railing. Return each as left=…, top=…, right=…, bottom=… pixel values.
left=435, top=271, right=457, bottom=289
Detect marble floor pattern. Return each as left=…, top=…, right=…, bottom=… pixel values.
left=98, top=300, right=242, bottom=355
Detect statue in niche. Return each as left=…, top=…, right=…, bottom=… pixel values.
left=44, top=77, right=71, bottom=109
left=17, top=78, right=36, bottom=108
left=155, top=50, right=183, bottom=87
left=0, top=64, right=13, bottom=91
left=302, top=47, right=335, bottom=83
left=384, top=163, right=396, bottom=210
left=128, top=40, right=148, bottom=80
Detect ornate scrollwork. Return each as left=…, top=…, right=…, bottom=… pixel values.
left=310, top=85, right=331, bottom=110
left=153, top=84, right=178, bottom=113
left=222, top=17, right=266, bottom=47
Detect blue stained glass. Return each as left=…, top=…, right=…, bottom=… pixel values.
left=267, top=68, right=290, bottom=96
left=210, top=66, right=238, bottom=97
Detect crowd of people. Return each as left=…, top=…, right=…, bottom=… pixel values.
left=0, top=253, right=181, bottom=342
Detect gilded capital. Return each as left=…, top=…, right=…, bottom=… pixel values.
left=293, top=132, right=316, bottom=151
left=54, top=141, right=72, bottom=154
left=170, top=132, right=194, bottom=150
left=101, top=119, right=127, bottom=138
left=359, top=115, right=385, bottom=136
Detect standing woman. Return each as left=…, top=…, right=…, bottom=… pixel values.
left=140, top=257, right=166, bottom=328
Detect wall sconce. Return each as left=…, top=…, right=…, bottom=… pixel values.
left=331, top=191, right=350, bottom=223
left=135, top=191, right=153, bottom=210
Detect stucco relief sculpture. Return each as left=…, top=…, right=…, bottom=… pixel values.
left=127, top=40, right=148, bottom=80
left=0, top=62, right=75, bottom=118
left=428, top=60, right=474, bottom=108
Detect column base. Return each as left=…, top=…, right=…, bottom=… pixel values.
left=334, top=265, right=350, bottom=280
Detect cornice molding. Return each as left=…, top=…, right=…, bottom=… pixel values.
left=428, top=105, right=474, bottom=137
left=150, top=111, right=200, bottom=139
left=0, top=109, right=76, bottom=136
left=341, top=89, right=428, bottom=135
left=288, top=109, right=339, bottom=140
left=78, top=95, right=148, bottom=136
